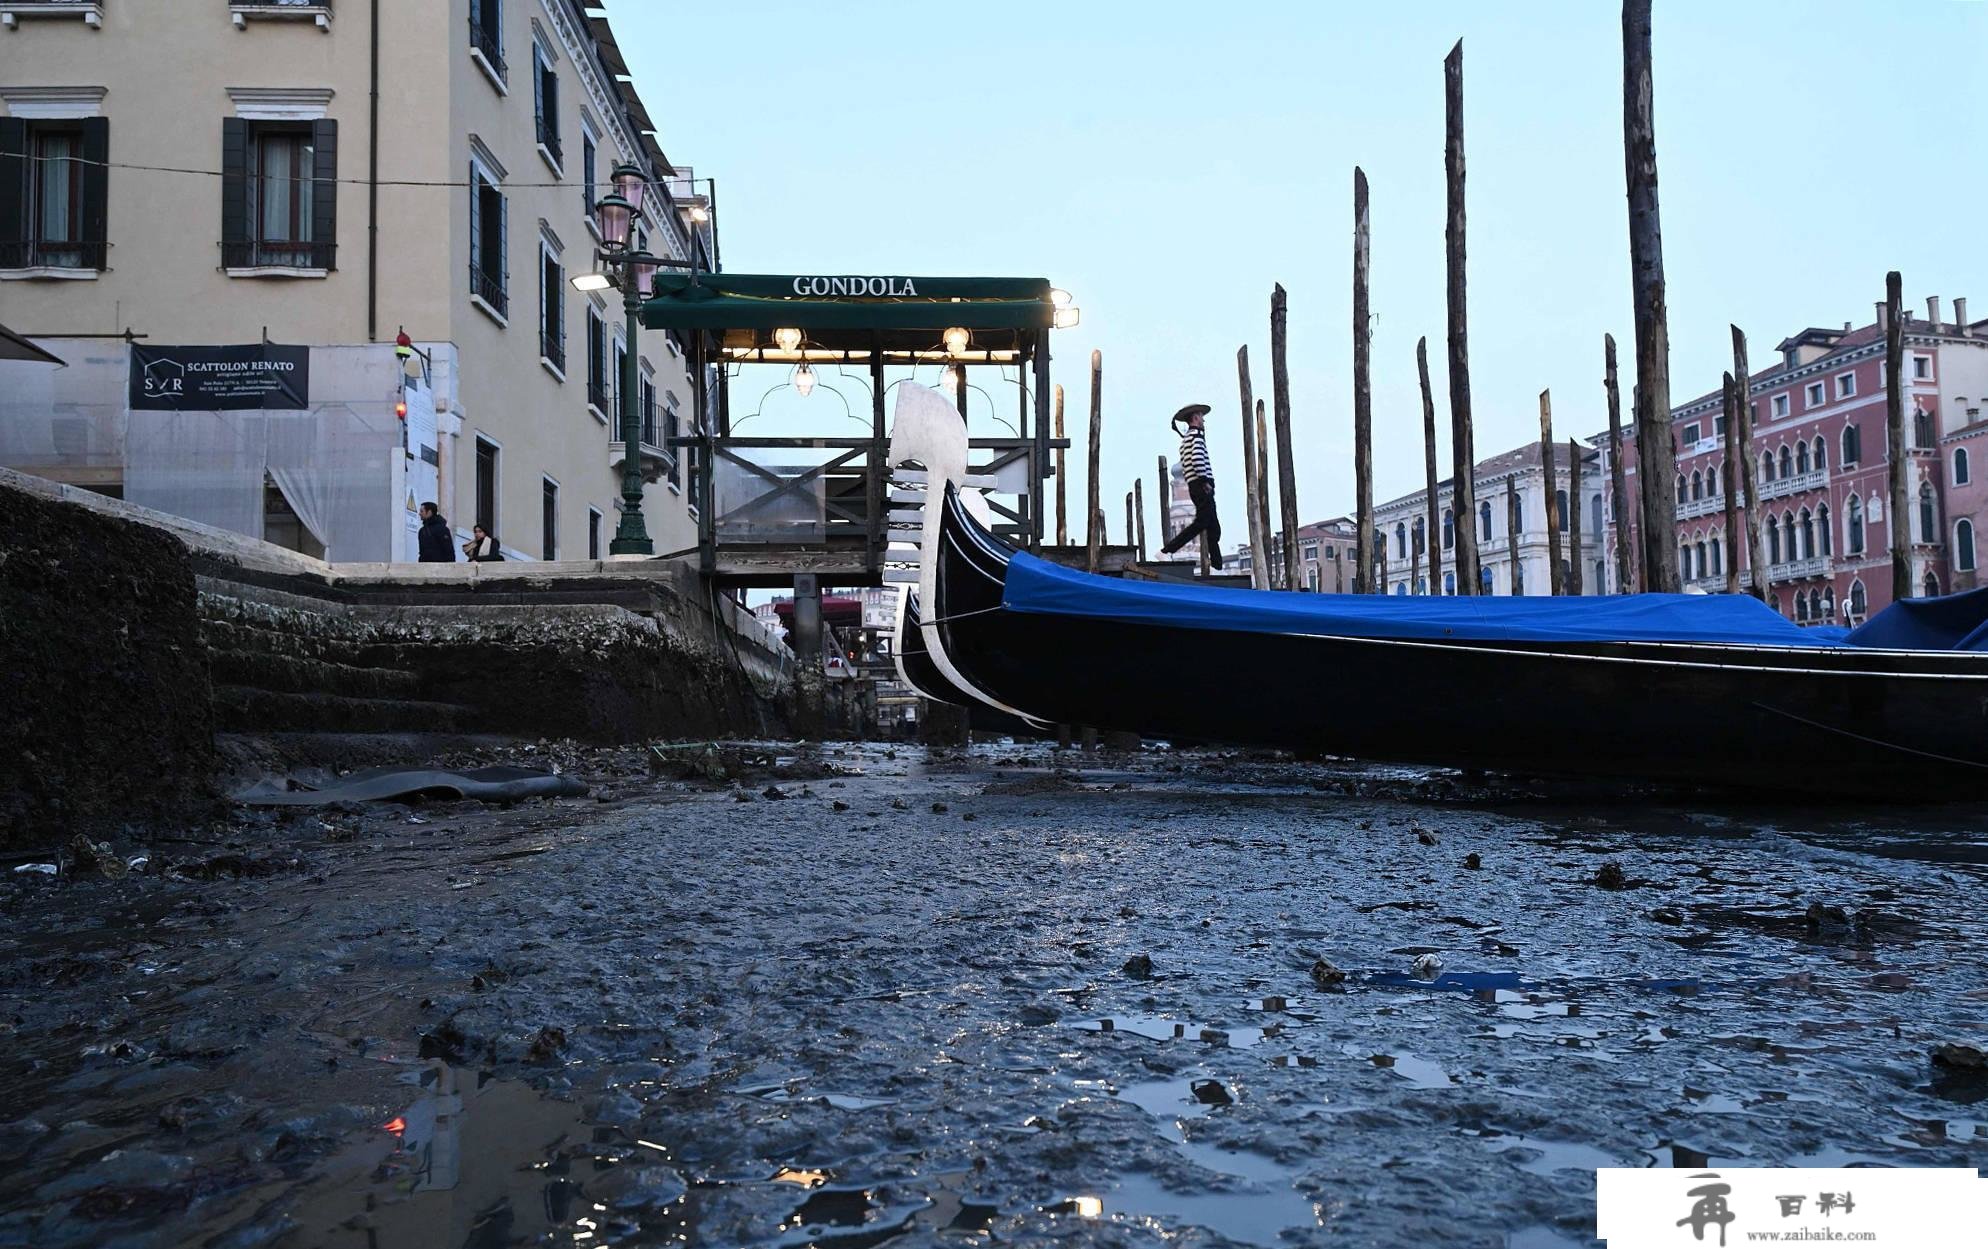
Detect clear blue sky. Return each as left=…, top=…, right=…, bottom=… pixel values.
left=615, top=0, right=1988, bottom=543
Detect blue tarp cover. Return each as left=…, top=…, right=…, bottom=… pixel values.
left=1845, top=585, right=1988, bottom=651
left=1003, top=551, right=1843, bottom=647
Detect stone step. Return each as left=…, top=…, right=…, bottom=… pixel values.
left=211, top=685, right=473, bottom=735
left=207, top=648, right=425, bottom=700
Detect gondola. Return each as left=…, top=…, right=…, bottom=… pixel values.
left=886, top=385, right=1988, bottom=799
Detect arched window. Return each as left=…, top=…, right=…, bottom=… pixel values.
left=1768, top=517, right=1782, bottom=564
left=1813, top=437, right=1826, bottom=471
left=1918, top=481, right=1936, bottom=544
left=1707, top=465, right=1719, bottom=497
left=1782, top=514, right=1797, bottom=562
left=1955, top=447, right=1971, bottom=486
left=1771, top=592, right=1783, bottom=616
left=1411, top=516, right=1426, bottom=556
left=1822, top=587, right=1835, bottom=620
left=1395, top=522, right=1408, bottom=560
left=1762, top=451, right=1776, bottom=483
left=1679, top=542, right=1692, bottom=577
left=1796, top=441, right=1810, bottom=474
left=1556, top=489, right=1569, bottom=528
left=1442, top=507, right=1455, bottom=550
left=1393, top=581, right=1408, bottom=596
left=1842, top=423, right=1861, bottom=464
left=1915, top=407, right=1935, bottom=449
left=1479, top=500, right=1493, bottom=541
left=1307, top=565, right=1321, bottom=592
left=1690, top=470, right=1703, bottom=501
left=1416, top=578, right=1427, bottom=596
left=1481, top=565, right=1494, bottom=593
left=1849, top=580, right=1867, bottom=619
left=1443, top=570, right=1456, bottom=594
left=1924, top=571, right=1941, bottom=598
left=1799, top=508, right=1815, bottom=559
left=1694, top=541, right=1707, bottom=579
left=1778, top=445, right=1794, bottom=479
left=1795, top=594, right=1809, bottom=623
left=1957, top=518, right=1977, bottom=572
left=1816, top=502, right=1831, bottom=556
left=1675, top=474, right=1687, bottom=505
left=1710, top=536, right=1723, bottom=575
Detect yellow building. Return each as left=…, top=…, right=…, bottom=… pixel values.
left=0, top=0, right=710, bottom=561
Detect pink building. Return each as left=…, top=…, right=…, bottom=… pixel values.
left=1611, top=297, right=1988, bottom=624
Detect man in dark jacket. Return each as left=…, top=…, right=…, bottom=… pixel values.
left=417, top=503, right=455, bottom=562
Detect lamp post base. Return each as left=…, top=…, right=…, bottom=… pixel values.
left=608, top=535, right=654, bottom=557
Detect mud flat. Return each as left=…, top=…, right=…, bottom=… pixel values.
left=3, top=743, right=1984, bottom=1248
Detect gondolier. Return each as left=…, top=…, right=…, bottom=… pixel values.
left=1160, top=404, right=1223, bottom=568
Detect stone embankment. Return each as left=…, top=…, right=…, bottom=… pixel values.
left=0, top=468, right=796, bottom=846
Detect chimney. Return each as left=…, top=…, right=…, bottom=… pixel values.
left=1956, top=297, right=1969, bottom=336
left=1928, top=296, right=1942, bottom=328
left=1843, top=322, right=1852, bottom=332
left=1876, top=301, right=1889, bottom=330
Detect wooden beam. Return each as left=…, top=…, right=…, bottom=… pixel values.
left=1444, top=38, right=1481, bottom=596
left=1053, top=383, right=1068, bottom=547
left=1732, top=325, right=1768, bottom=600
left=1418, top=335, right=1442, bottom=595
left=1886, top=269, right=1910, bottom=603
left=1271, top=283, right=1301, bottom=591
left=1125, top=490, right=1138, bottom=564
left=1133, top=478, right=1148, bottom=563
left=1238, top=345, right=1269, bottom=589
left=1567, top=436, right=1584, bottom=595
left=1156, top=455, right=1176, bottom=546
left=1604, top=333, right=1632, bottom=594
left=1086, top=349, right=1103, bottom=575
left=1539, top=389, right=1564, bottom=594
left=1623, top=0, right=1679, bottom=593
left=1721, top=371, right=1740, bottom=594
left=1506, top=475, right=1522, bottom=594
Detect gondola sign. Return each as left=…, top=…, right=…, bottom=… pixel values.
left=130, top=343, right=310, bottom=410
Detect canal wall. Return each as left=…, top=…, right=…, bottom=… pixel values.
left=0, top=468, right=799, bottom=846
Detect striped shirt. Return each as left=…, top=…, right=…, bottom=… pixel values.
left=1178, top=428, right=1213, bottom=484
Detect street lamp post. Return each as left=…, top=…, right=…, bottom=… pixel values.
left=584, top=162, right=699, bottom=557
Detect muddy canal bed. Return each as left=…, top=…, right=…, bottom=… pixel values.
left=3, top=744, right=1985, bottom=1248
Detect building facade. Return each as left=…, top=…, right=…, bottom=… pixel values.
left=1373, top=442, right=1604, bottom=596
left=0, top=0, right=712, bottom=562
left=1234, top=517, right=1359, bottom=592
left=1610, top=298, right=1988, bottom=623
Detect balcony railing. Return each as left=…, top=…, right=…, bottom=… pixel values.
left=1769, top=554, right=1831, bottom=580
left=469, top=263, right=508, bottom=317
left=1759, top=467, right=1828, bottom=501
left=1675, top=494, right=1727, bottom=520
left=0, top=239, right=107, bottom=270
left=468, top=9, right=505, bottom=81
left=536, top=115, right=562, bottom=166
left=2, top=2, right=105, bottom=27
left=539, top=329, right=565, bottom=373
left=229, top=0, right=332, bottom=26
left=586, top=379, right=610, bottom=414
left=222, top=239, right=334, bottom=270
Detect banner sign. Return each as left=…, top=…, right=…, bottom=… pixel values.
left=130, top=343, right=310, bottom=410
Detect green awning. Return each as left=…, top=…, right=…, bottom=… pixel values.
left=640, top=272, right=1054, bottom=333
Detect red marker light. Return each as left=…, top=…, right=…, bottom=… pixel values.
left=394, top=401, right=408, bottom=420
left=382, top=1116, right=406, bottom=1134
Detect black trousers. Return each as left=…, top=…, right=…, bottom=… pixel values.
left=1165, top=477, right=1221, bottom=552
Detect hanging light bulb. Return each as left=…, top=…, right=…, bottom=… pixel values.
left=1053, top=306, right=1082, bottom=329
left=942, top=326, right=970, bottom=357
left=1050, top=288, right=1073, bottom=309
left=792, top=361, right=816, bottom=398
left=772, top=327, right=803, bottom=353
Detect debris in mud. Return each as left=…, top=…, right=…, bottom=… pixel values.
left=831, top=800, right=850, bottom=812
left=169, top=849, right=305, bottom=880
left=1189, top=1078, right=1233, bottom=1105
left=1805, top=902, right=1852, bottom=933
left=1463, top=852, right=1481, bottom=870
left=1932, top=1044, right=1986, bottom=1071
left=762, top=785, right=788, bottom=800
left=1414, top=826, right=1438, bottom=845
left=1412, top=953, right=1444, bottom=979
left=890, top=798, right=909, bottom=811
left=67, top=834, right=127, bottom=880
left=525, top=1025, right=567, bottom=1063
left=931, top=801, right=949, bottom=813
left=1122, top=953, right=1154, bottom=979
left=1310, top=958, right=1346, bottom=987
left=1593, top=861, right=1628, bottom=890
left=980, top=773, right=1081, bottom=796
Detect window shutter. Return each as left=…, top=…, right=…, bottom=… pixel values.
left=533, top=54, right=544, bottom=130
left=0, top=118, right=25, bottom=252
left=497, top=188, right=508, bottom=297
left=545, top=70, right=558, bottom=146
left=467, top=165, right=481, bottom=286
left=80, top=117, right=109, bottom=268
left=221, top=118, right=249, bottom=256
left=311, top=118, right=337, bottom=268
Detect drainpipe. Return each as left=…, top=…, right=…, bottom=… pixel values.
left=366, top=0, right=380, bottom=341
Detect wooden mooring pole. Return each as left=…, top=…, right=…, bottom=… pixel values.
left=1445, top=39, right=1481, bottom=596
left=1086, top=349, right=1103, bottom=575
left=1506, top=475, right=1522, bottom=595
left=1353, top=168, right=1375, bottom=596
left=1418, top=336, right=1442, bottom=594
left=1567, top=436, right=1585, bottom=595
left=1133, top=479, right=1148, bottom=563
left=1604, top=334, right=1632, bottom=593
left=1539, top=389, right=1564, bottom=595
left=1623, top=0, right=1679, bottom=593
left=1886, top=270, right=1911, bottom=603
left=1732, top=326, right=1767, bottom=600
left=1156, top=456, right=1175, bottom=549
left=1053, top=383, right=1068, bottom=547
left=1721, top=372, right=1740, bottom=594
left=1238, top=346, right=1269, bottom=589
left=1271, top=283, right=1301, bottom=592
left=1255, top=400, right=1274, bottom=587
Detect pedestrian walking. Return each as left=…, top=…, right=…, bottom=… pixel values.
left=1160, top=403, right=1223, bottom=568
left=463, top=524, right=505, bottom=562
left=417, top=502, right=456, bottom=562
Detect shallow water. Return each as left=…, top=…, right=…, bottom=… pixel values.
left=2, top=744, right=1985, bottom=1248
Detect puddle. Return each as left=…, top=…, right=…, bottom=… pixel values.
left=1343, top=1043, right=1455, bottom=1089
left=1102, top=1171, right=1321, bottom=1247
